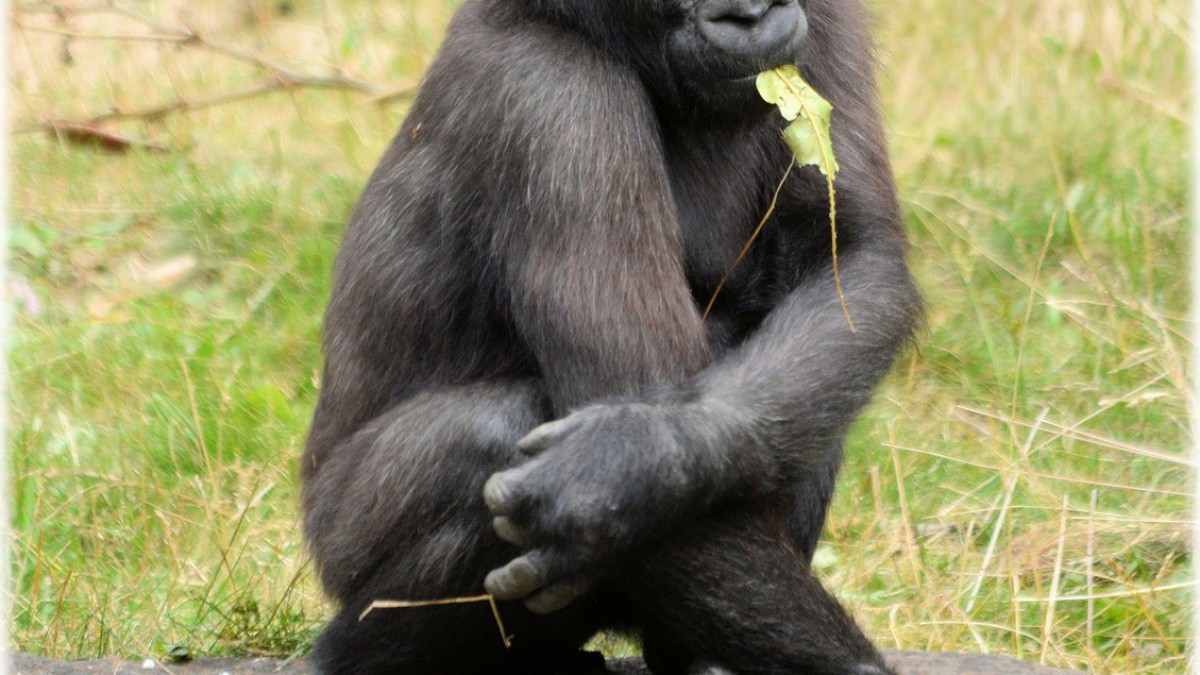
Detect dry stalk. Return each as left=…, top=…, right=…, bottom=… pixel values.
left=1040, top=494, right=1069, bottom=665
left=359, top=595, right=513, bottom=649
left=1086, top=489, right=1096, bottom=644
left=702, top=160, right=794, bottom=321
left=964, top=408, right=1047, bottom=614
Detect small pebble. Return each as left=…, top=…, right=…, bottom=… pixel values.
left=141, top=659, right=156, bottom=670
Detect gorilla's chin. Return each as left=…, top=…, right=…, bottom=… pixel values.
left=664, top=71, right=778, bottom=124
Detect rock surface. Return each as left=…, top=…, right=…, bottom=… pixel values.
left=10, top=652, right=1078, bottom=674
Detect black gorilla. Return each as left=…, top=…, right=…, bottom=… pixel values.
left=302, top=0, right=921, bottom=673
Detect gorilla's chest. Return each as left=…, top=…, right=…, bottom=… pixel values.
left=671, top=160, right=780, bottom=302
left=664, top=131, right=779, bottom=290
left=670, top=166, right=783, bottom=351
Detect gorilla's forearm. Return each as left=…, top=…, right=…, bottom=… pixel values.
left=688, top=238, right=922, bottom=497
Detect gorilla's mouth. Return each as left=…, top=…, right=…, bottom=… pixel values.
left=653, top=0, right=808, bottom=115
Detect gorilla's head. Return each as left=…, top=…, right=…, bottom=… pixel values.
left=531, top=0, right=809, bottom=117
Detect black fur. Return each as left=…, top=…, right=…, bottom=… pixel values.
left=302, top=0, right=920, bottom=673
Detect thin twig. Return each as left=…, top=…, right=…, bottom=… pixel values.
left=964, top=409, right=1046, bottom=613
left=11, top=1, right=404, bottom=134
left=1015, top=581, right=1191, bottom=603
left=820, top=145, right=853, bottom=332
left=958, top=405, right=1194, bottom=468
left=359, top=595, right=512, bottom=648
left=87, top=1, right=375, bottom=90
left=889, top=423, right=922, bottom=585
left=14, top=1, right=113, bottom=14
left=1041, top=494, right=1069, bottom=664
left=897, top=443, right=1189, bottom=497
left=1011, top=572, right=1022, bottom=655
left=11, top=22, right=193, bottom=42
left=1086, top=489, right=1097, bottom=644
left=14, top=74, right=387, bottom=135
left=703, top=161, right=794, bottom=320
left=359, top=83, right=422, bottom=106
left=106, top=2, right=197, bottom=36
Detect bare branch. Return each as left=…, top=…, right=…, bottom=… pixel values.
left=14, top=75, right=414, bottom=135
left=11, top=0, right=417, bottom=138
left=14, top=2, right=114, bottom=15
left=10, top=22, right=194, bottom=43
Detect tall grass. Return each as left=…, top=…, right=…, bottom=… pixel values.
left=8, top=1, right=1190, bottom=672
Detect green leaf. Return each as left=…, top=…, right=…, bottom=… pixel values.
left=755, top=65, right=854, bottom=331
left=755, top=65, right=839, bottom=179
left=708, top=67, right=853, bottom=330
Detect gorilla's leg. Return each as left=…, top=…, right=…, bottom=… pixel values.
left=625, top=505, right=892, bottom=675
left=785, top=442, right=845, bottom=562
left=305, top=381, right=602, bottom=675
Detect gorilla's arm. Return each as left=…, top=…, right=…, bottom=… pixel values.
left=302, top=14, right=716, bottom=605
left=483, top=5, right=921, bottom=608
left=682, top=0, right=923, bottom=496
left=486, top=26, right=711, bottom=410
left=692, top=198, right=920, bottom=491
left=485, top=167, right=919, bottom=610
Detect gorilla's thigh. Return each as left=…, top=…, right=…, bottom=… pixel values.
left=620, top=504, right=883, bottom=675
left=312, top=380, right=601, bottom=675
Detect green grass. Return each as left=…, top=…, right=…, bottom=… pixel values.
left=9, top=0, right=1191, bottom=672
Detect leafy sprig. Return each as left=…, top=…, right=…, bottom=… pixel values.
left=755, top=65, right=854, bottom=331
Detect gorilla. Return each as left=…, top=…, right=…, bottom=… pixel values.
left=301, top=0, right=921, bottom=673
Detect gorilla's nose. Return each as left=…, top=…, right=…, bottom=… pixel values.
left=699, top=0, right=807, bottom=61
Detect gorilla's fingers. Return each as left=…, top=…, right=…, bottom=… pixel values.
left=524, top=579, right=588, bottom=614
left=484, top=553, right=548, bottom=600
left=491, top=516, right=526, bottom=546
left=517, top=416, right=579, bottom=455
left=483, top=468, right=529, bottom=515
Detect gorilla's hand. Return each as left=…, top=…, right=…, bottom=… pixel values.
left=482, top=402, right=714, bottom=613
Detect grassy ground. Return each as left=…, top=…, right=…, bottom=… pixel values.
left=8, top=0, right=1191, bottom=672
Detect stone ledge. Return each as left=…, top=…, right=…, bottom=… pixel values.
left=10, top=652, right=1079, bottom=674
